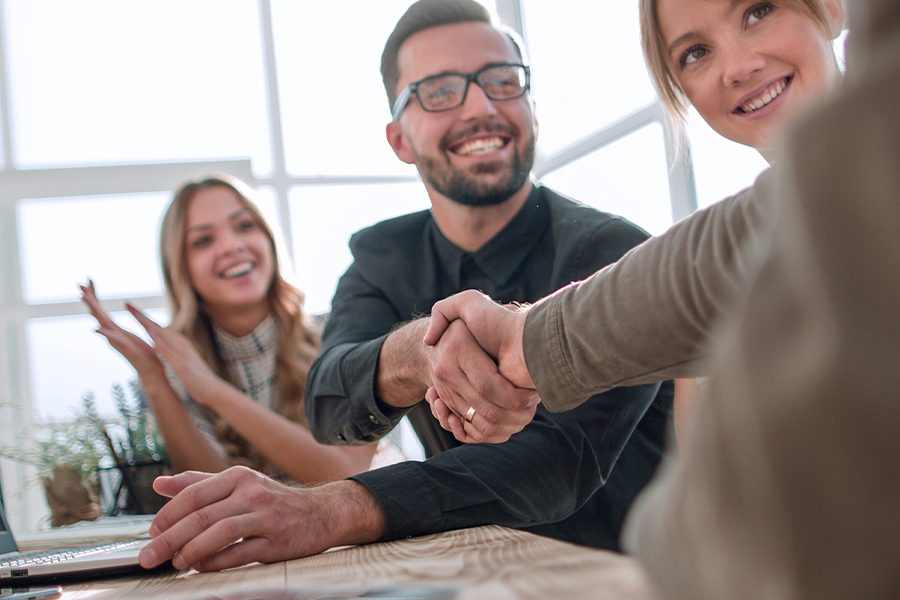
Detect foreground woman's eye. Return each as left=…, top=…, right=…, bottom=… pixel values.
left=680, top=45, right=709, bottom=67
left=746, top=2, right=774, bottom=27
left=236, top=219, right=257, bottom=232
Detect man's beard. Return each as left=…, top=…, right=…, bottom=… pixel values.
left=416, top=134, right=535, bottom=207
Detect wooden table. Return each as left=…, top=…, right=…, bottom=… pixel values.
left=57, top=525, right=653, bottom=599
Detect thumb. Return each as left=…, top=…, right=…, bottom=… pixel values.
left=423, top=307, right=454, bottom=347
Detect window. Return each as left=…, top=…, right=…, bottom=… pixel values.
left=26, top=309, right=168, bottom=418
left=272, top=0, right=419, bottom=177
left=5, top=0, right=272, bottom=173
left=18, top=193, right=168, bottom=303
left=539, top=124, right=673, bottom=235
left=523, top=1, right=657, bottom=157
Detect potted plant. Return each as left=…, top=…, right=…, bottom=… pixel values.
left=0, top=397, right=106, bottom=526
left=0, top=380, right=170, bottom=524
left=90, top=380, right=170, bottom=515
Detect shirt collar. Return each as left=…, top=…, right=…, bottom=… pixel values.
left=431, top=185, right=550, bottom=289
left=213, top=314, right=277, bottom=361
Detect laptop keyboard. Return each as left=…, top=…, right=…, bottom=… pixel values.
left=1, top=540, right=141, bottom=567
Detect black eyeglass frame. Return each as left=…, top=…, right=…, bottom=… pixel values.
left=391, top=62, right=531, bottom=121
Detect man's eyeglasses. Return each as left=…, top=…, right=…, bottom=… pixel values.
left=391, top=63, right=530, bottom=121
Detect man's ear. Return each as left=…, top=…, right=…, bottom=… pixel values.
left=386, top=121, right=415, bottom=164
left=823, top=0, right=845, bottom=39
left=531, top=98, right=539, bottom=144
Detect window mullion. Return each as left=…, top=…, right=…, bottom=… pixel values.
left=534, top=102, right=660, bottom=179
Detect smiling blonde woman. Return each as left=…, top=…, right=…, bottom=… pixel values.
left=82, top=175, right=376, bottom=484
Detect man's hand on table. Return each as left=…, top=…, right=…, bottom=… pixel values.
left=138, top=467, right=385, bottom=572
left=423, top=290, right=539, bottom=444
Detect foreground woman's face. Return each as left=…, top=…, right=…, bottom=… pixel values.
left=659, top=0, right=842, bottom=155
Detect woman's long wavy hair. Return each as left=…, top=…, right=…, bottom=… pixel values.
left=159, top=174, right=320, bottom=472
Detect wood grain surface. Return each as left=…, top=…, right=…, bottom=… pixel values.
left=57, top=525, right=653, bottom=600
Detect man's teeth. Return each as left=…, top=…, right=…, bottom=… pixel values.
left=454, top=137, right=505, bottom=156
left=223, top=262, right=253, bottom=278
left=741, top=79, right=787, bottom=113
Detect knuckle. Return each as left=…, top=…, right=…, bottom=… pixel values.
left=216, top=516, right=243, bottom=540
left=431, top=362, right=451, bottom=382
left=191, top=508, right=213, bottom=532
left=514, top=393, right=535, bottom=410
left=244, top=484, right=272, bottom=506
left=153, top=534, right=178, bottom=559
left=182, top=485, right=205, bottom=508
left=471, top=378, right=492, bottom=399
left=479, top=403, right=499, bottom=424
left=228, top=465, right=255, bottom=482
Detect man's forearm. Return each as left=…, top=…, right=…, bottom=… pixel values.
left=351, top=380, right=662, bottom=549
left=376, top=319, right=430, bottom=408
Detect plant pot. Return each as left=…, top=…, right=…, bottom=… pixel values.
left=42, top=465, right=101, bottom=527
left=97, top=461, right=171, bottom=515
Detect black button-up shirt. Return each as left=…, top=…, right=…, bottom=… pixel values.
left=306, top=185, right=672, bottom=550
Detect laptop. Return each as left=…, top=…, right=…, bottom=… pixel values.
left=0, top=477, right=165, bottom=584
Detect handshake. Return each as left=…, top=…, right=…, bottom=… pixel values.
left=421, top=290, right=540, bottom=444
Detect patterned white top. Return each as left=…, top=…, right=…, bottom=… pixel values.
left=213, top=314, right=278, bottom=413
left=169, top=315, right=279, bottom=461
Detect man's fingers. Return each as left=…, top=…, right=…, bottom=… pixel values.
left=142, top=493, right=249, bottom=569
left=446, top=410, right=469, bottom=442
left=458, top=350, right=538, bottom=412
left=152, top=472, right=212, bottom=499
left=148, top=471, right=229, bottom=538
left=169, top=511, right=257, bottom=571
left=427, top=393, right=455, bottom=432
left=423, top=290, right=488, bottom=346
left=423, top=309, right=453, bottom=347
left=190, top=536, right=270, bottom=573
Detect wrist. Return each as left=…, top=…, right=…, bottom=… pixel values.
left=376, top=320, right=430, bottom=408
left=318, top=480, right=386, bottom=546
left=501, top=309, right=534, bottom=389
left=189, top=376, right=231, bottom=409
left=138, top=371, right=172, bottom=395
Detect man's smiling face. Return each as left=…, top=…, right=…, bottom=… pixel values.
left=387, top=21, right=536, bottom=206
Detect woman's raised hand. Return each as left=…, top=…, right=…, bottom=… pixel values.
left=124, top=303, right=223, bottom=406
left=80, top=279, right=165, bottom=379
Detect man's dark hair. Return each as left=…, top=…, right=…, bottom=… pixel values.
left=380, top=0, right=526, bottom=113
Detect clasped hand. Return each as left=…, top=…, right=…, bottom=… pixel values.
left=422, top=290, right=539, bottom=444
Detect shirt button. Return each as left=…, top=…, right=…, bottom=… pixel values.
left=368, top=413, right=379, bottom=424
